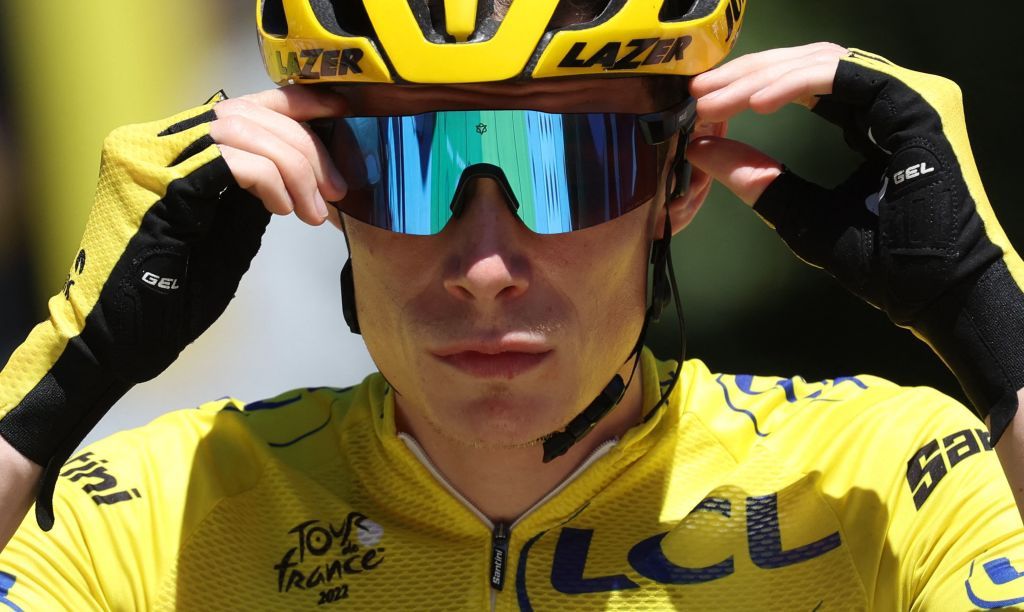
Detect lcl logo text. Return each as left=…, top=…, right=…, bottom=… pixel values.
left=550, top=493, right=840, bottom=593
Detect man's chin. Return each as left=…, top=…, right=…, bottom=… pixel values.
left=425, top=396, right=571, bottom=451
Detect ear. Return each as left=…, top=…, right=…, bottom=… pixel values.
left=663, top=120, right=728, bottom=236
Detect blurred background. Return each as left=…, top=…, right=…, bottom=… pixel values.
left=0, top=1, right=1020, bottom=447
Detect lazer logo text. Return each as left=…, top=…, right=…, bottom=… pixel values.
left=274, top=48, right=364, bottom=80
left=558, top=37, right=693, bottom=70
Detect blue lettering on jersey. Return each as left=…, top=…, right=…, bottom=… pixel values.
left=966, top=558, right=1024, bottom=608
left=539, top=493, right=841, bottom=604
left=0, top=571, right=24, bottom=612
left=984, top=557, right=1024, bottom=585
left=718, top=373, right=869, bottom=437
left=716, top=375, right=770, bottom=437
left=747, top=494, right=841, bottom=569
left=628, top=497, right=733, bottom=585
left=245, top=394, right=303, bottom=411
left=551, top=529, right=639, bottom=593
left=734, top=374, right=868, bottom=404
left=517, top=531, right=548, bottom=612
left=628, top=532, right=734, bottom=584
left=267, top=412, right=333, bottom=448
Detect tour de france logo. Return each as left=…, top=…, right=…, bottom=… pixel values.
left=273, top=512, right=385, bottom=606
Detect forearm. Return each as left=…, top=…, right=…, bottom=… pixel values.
left=0, top=436, right=41, bottom=551
left=994, top=388, right=1024, bottom=524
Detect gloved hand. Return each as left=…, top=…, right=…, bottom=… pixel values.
left=0, top=87, right=348, bottom=530
left=687, top=44, right=1024, bottom=442
left=0, top=94, right=268, bottom=530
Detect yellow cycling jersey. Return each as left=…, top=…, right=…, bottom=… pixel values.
left=2, top=350, right=1023, bottom=611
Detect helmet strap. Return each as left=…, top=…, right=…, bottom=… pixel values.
left=340, top=216, right=361, bottom=334
left=541, top=213, right=678, bottom=462
left=340, top=258, right=361, bottom=335
left=541, top=141, right=691, bottom=462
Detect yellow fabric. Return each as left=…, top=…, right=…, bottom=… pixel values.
left=2, top=352, right=1023, bottom=610
left=0, top=103, right=221, bottom=421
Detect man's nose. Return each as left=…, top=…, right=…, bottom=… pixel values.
left=442, top=178, right=530, bottom=304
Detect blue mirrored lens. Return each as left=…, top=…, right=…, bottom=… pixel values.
left=329, top=109, right=659, bottom=235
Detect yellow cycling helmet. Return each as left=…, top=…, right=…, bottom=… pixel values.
left=257, top=0, right=747, bottom=85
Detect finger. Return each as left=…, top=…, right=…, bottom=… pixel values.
left=212, top=116, right=328, bottom=225
left=215, top=97, right=347, bottom=201
left=219, top=145, right=296, bottom=217
left=685, top=136, right=783, bottom=206
left=238, top=85, right=350, bottom=122
left=748, top=62, right=841, bottom=114
left=753, top=170, right=877, bottom=279
left=668, top=167, right=712, bottom=235
left=696, top=53, right=841, bottom=123
left=691, top=42, right=840, bottom=97
left=689, top=138, right=876, bottom=279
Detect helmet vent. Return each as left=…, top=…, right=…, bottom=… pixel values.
left=658, top=0, right=700, bottom=21
left=545, top=0, right=615, bottom=32
left=319, top=0, right=378, bottom=37
left=261, top=0, right=288, bottom=37
left=661, top=0, right=716, bottom=22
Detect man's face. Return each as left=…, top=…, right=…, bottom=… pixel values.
left=340, top=77, right=680, bottom=449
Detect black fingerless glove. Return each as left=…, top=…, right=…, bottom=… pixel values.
left=0, top=93, right=271, bottom=530
left=752, top=49, right=1024, bottom=442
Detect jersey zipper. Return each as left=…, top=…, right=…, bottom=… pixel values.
left=398, top=434, right=618, bottom=610
left=490, top=521, right=510, bottom=590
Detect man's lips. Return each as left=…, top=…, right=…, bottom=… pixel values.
left=431, top=341, right=552, bottom=380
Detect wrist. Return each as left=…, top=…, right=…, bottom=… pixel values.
left=915, top=259, right=1024, bottom=442
left=0, top=433, right=42, bottom=480
left=0, top=433, right=42, bottom=551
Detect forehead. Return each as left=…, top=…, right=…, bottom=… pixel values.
left=334, top=76, right=669, bottom=116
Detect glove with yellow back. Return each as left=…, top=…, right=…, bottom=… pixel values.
left=689, top=45, right=1024, bottom=441
left=0, top=94, right=270, bottom=530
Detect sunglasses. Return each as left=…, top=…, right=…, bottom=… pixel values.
left=316, top=98, right=696, bottom=235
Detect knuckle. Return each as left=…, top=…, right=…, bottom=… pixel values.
left=255, top=155, right=278, bottom=177
left=213, top=98, right=242, bottom=116
left=817, top=42, right=848, bottom=58
left=258, top=179, right=290, bottom=212
left=279, top=148, right=315, bottom=184
left=297, top=125, right=326, bottom=159
left=224, top=95, right=266, bottom=114
left=225, top=98, right=258, bottom=116
left=212, top=114, right=248, bottom=139
left=298, top=121, right=319, bottom=143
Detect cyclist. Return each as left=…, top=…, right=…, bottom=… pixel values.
left=2, top=0, right=1024, bottom=609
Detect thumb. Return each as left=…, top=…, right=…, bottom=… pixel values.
left=686, top=136, right=784, bottom=206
